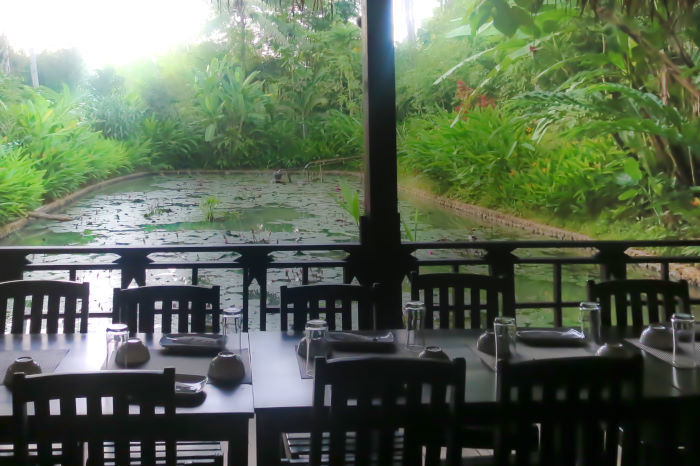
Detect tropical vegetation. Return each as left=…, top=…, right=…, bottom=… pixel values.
left=0, top=0, right=697, bottom=242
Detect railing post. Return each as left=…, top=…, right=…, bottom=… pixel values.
left=0, top=251, right=29, bottom=282
left=595, top=245, right=628, bottom=281
left=114, top=251, right=153, bottom=289
left=484, top=246, right=518, bottom=321
left=236, top=249, right=271, bottom=332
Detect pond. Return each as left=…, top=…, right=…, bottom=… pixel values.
left=0, top=173, right=663, bottom=330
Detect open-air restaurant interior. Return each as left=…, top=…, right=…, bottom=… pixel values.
left=1, top=1, right=699, bottom=465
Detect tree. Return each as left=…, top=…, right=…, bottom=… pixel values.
left=463, top=0, right=698, bottom=186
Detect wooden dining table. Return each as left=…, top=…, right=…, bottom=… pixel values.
left=249, top=327, right=700, bottom=466
left=0, top=332, right=253, bottom=466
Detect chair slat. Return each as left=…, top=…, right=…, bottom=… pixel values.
left=29, top=295, right=44, bottom=334
left=46, top=295, right=62, bottom=334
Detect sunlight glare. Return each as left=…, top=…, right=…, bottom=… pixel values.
left=393, top=0, right=440, bottom=42
left=0, top=0, right=212, bottom=69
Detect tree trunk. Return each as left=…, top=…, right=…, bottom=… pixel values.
left=404, top=0, right=416, bottom=42
left=1, top=34, right=10, bottom=75
left=30, top=49, right=39, bottom=88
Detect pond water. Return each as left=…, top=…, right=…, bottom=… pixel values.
left=0, top=173, right=673, bottom=330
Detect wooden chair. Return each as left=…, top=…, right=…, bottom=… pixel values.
left=113, top=285, right=221, bottom=333
left=307, top=356, right=465, bottom=466
left=409, top=272, right=511, bottom=329
left=495, top=355, right=643, bottom=466
left=0, top=280, right=90, bottom=334
left=587, top=279, right=690, bottom=329
left=278, top=284, right=375, bottom=332
left=12, top=368, right=221, bottom=465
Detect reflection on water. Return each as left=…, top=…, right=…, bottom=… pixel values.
left=1, top=173, right=686, bottom=330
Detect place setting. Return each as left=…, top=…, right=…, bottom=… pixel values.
left=103, top=306, right=252, bottom=402
left=1, top=349, right=70, bottom=388
left=472, top=302, right=635, bottom=371
left=625, top=313, right=698, bottom=370
left=294, top=302, right=457, bottom=379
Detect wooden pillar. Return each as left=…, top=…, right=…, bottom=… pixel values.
left=359, top=0, right=404, bottom=328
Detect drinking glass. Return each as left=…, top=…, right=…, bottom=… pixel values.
left=221, top=306, right=244, bottom=352
left=305, top=319, right=329, bottom=377
left=671, top=313, right=696, bottom=369
left=579, top=302, right=601, bottom=345
left=494, top=316, right=516, bottom=364
left=105, top=323, right=129, bottom=368
left=403, top=301, right=426, bottom=351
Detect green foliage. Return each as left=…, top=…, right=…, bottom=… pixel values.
left=0, top=146, right=45, bottom=223
left=195, top=59, right=270, bottom=167
left=1, top=0, right=697, bottom=243
left=7, top=88, right=133, bottom=199
left=401, top=107, right=637, bottom=220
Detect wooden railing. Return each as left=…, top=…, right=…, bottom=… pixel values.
left=1, top=240, right=698, bottom=330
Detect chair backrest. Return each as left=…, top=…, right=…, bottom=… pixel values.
left=0, top=280, right=90, bottom=334
left=311, top=356, right=466, bottom=466
left=409, top=272, right=511, bottom=329
left=12, top=368, right=176, bottom=466
left=278, top=284, right=374, bottom=332
left=113, top=285, right=221, bottom=333
left=496, top=355, right=643, bottom=466
left=587, top=279, right=690, bottom=329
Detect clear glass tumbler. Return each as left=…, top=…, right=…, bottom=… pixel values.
left=579, top=302, right=601, bottom=345
left=105, top=323, right=129, bottom=368
left=403, top=301, right=426, bottom=351
left=494, top=316, right=516, bottom=364
left=305, top=319, right=329, bottom=377
left=671, top=313, right=696, bottom=369
left=221, top=306, right=244, bottom=352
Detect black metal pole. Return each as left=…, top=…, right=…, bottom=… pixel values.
left=360, top=0, right=404, bottom=328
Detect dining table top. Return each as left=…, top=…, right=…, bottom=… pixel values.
left=249, top=327, right=700, bottom=412
left=0, top=332, right=254, bottom=422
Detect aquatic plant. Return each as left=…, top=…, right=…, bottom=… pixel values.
left=333, top=184, right=361, bottom=225
left=402, top=209, right=420, bottom=242
left=200, top=196, right=221, bottom=222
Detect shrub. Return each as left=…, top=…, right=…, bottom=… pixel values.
left=0, top=146, right=45, bottom=223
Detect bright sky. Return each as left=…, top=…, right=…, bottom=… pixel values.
left=0, top=0, right=212, bottom=69
left=0, top=0, right=438, bottom=69
left=393, top=0, right=440, bottom=42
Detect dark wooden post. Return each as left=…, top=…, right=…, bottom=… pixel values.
left=484, top=245, right=518, bottom=322
left=0, top=251, right=29, bottom=282
left=114, top=251, right=152, bottom=289
left=359, top=0, right=404, bottom=329
left=236, top=249, right=270, bottom=332
left=595, top=244, right=628, bottom=281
